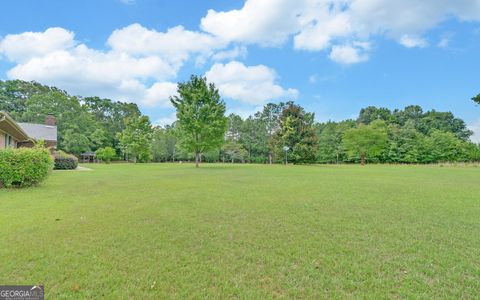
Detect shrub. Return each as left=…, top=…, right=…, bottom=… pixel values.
left=96, top=147, right=116, bottom=164
left=0, top=147, right=53, bottom=188
left=54, top=151, right=78, bottom=170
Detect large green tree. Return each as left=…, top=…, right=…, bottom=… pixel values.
left=117, top=116, right=153, bottom=163
left=274, top=102, right=318, bottom=164
left=343, top=120, right=388, bottom=165
left=170, top=75, right=227, bottom=167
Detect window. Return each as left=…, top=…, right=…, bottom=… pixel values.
left=5, top=134, right=13, bottom=148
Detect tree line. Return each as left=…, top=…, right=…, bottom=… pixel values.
left=0, top=80, right=141, bottom=155
left=1, top=78, right=479, bottom=165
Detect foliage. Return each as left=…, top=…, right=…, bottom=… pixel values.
left=0, top=80, right=141, bottom=156
left=96, top=147, right=117, bottom=164
left=0, top=147, right=53, bottom=187
left=1, top=79, right=477, bottom=165
left=152, top=125, right=178, bottom=162
left=316, top=120, right=355, bottom=163
left=116, top=116, right=153, bottom=163
left=472, top=93, right=480, bottom=105
left=255, top=102, right=286, bottom=163
left=343, top=120, right=388, bottom=165
left=273, top=102, right=318, bottom=164
left=170, top=75, right=227, bottom=167
left=222, top=142, right=248, bottom=163
left=358, top=106, right=393, bottom=124
left=53, top=151, right=79, bottom=170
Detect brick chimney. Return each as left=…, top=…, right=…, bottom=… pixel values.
left=45, top=114, right=56, bottom=126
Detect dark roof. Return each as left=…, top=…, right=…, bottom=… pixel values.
left=81, top=152, right=96, bottom=156
left=17, top=122, right=57, bottom=142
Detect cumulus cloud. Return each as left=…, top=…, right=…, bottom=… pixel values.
left=201, top=0, right=304, bottom=46
left=0, top=25, right=221, bottom=107
left=142, top=82, right=178, bottom=107
left=107, top=23, right=225, bottom=67
left=294, top=10, right=352, bottom=51
left=0, top=27, right=76, bottom=62
left=201, top=0, right=480, bottom=57
left=205, top=61, right=298, bottom=105
left=212, top=46, right=248, bottom=61
left=399, top=35, right=428, bottom=48
left=329, top=42, right=370, bottom=64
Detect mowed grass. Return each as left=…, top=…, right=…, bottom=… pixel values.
left=1, top=164, right=479, bottom=299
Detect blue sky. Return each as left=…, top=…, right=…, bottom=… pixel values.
left=1, top=0, right=479, bottom=140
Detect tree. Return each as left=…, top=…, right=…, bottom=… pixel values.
left=256, top=103, right=286, bottom=164
left=343, top=120, right=388, bottom=165
left=116, top=116, right=153, bottom=163
left=423, top=130, right=468, bottom=163
left=226, top=114, right=244, bottom=141
left=472, top=93, right=480, bottom=105
left=274, top=102, right=318, bottom=164
left=358, top=106, right=392, bottom=124
left=62, top=128, right=91, bottom=155
left=222, top=142, right=248, bottom=163
left=152, top=125, right=178, bottom=162
left=170, top=75, right=227, bottom=167
left=317, top=120, right=355, bottom=163
left=96, top=147, right=116, bottom=164
left=416, top=110, right=472, bottom=141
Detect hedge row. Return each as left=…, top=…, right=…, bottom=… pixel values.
left=53, top=151, right=78, bottom=170
left=0, top=147, right=53, bottom=188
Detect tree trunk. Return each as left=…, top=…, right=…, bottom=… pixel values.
left=195, top=152, right=200, bottom=168
left=360, top=153, right=365, bottom=166
left=269, top=152, right=273, bottom=164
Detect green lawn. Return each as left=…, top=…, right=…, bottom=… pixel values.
left=1, top=164, right=479, bottom=298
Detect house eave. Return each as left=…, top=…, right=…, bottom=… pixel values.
left=0, top=111, right=31, bottom=142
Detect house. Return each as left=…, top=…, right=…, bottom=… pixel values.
left=0, top=111, right=58, bottom=149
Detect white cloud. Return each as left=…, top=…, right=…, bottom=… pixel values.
left=107, top=23, right=226, bottom=67
left=201, top=0, right=304, bottom=46
left=201, top=0, right=480, bottom=58
left=142, top=82, right=178, bottom=107
left=329, top=42, right=370, bottom=64
left=294, top=11, right=352, bottom=51
left=205, top=61, right=298, bottom=105
left=212, top=46, right=248, bottom=61
left=468, top=119, right=480, bottom=143
left=120, top=0, right=135, bottom=4
left=0, top=27, right=75, bottom=62
left=399, top=35, right=428, bottom=48
left=0, top=25, right=224, bottom=107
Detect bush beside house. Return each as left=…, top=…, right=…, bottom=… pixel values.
left=53, top=151, right=79, bottom=170
left=95, top=147, right=116, bottom=164
left=0, top=147, right=53, bottom=188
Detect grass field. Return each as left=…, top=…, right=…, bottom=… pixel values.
left=1, top=163, right=479, bottom=298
